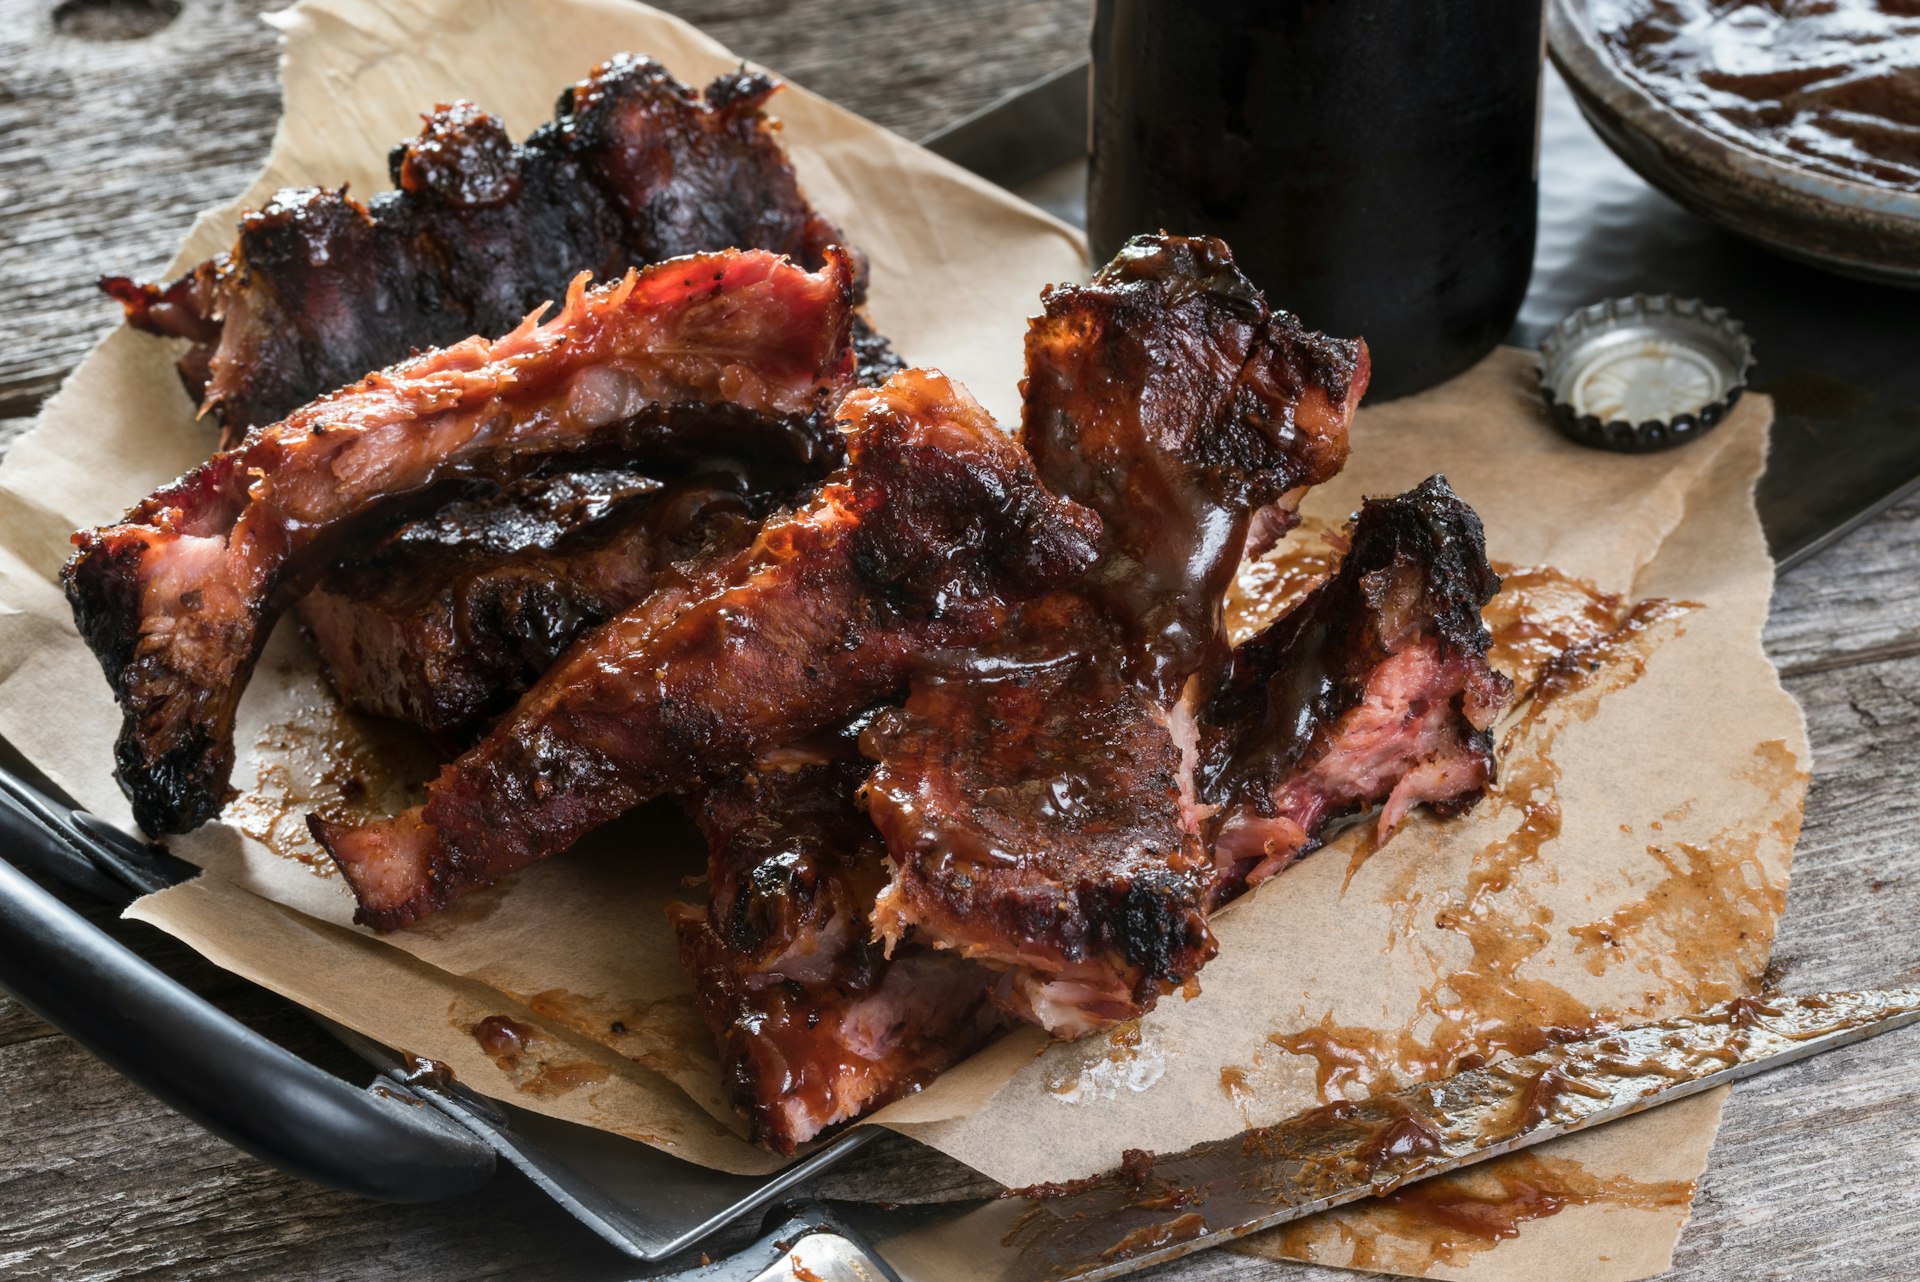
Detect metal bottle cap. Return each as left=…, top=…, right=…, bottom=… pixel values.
left=1537, top=296, right=1754, bottom=453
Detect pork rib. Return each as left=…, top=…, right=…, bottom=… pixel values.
left=102, top=56, right=882, bottom=445
left=670, top=729, right=998, bottom=1153
left=299, top=332, right=899, bottom=736
left=863, top=235, right=1368, bottom=1036
left=1202, top=476, right=1512, bottom=899
left=695, top=476, right=1508, bottom=1144
left=313, top=369, right=1103, bottom=931
left=67, top=249, right=858, bottom=834
left=1020, top=233, right=1363, bottom=699
left=862, top=613, right=1214, bottom=1036
left=299, top=469, right=760, bottom=733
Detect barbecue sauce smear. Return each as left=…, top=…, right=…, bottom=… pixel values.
left=467, top=1012, right=612, bottom=1099
left=1259, top=574, right=1706, bottom=1107
left=224, top=684, right=441, bottom=874
left=459, top=985, right=707, bottom=1089
left=1258, top=584, right=1795, bottom=1097
left=1212, top=558, right=1802, bottom=1272
left=1224, top=518, right=1344, bottom=644
left=1246, top=1151, right=1696, bottom=1273
left=1200, top=567, right=1640, bottom=1105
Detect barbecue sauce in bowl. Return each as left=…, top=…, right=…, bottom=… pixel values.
left=1594, top=0, right=1920, bottom=191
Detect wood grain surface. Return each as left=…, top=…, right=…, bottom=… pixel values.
left=1, top=2, right=1915, bottom=1279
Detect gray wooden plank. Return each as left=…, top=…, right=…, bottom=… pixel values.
left=1650, top=626, right=1920, bottom=1282
left=1765, top=501, right=1920, bottom=677
left=0, top=0, right=286, bottom=436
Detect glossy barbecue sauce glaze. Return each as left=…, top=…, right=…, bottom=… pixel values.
left=467, top=1013, right=612, bottom=1099
left=1268, top=1151, right=1695, bottom=1272
left=1246, top=569, right=1730, bottom=1102
left=1596, top=0, right=1920, bottom=190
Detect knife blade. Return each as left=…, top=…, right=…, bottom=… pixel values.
left=718, top=989, right=1917, bottom=1282
left=956, top=989, right=1920, bottom=1281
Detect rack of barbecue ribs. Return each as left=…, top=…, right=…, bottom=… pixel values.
left=683, top=476, right=1505, bottom=1152
left=310, top=366, right=1104, bottom=929
left=101, top=55, right=904, bottom=750
left=67, top=249, right=862, bottom=834
left=78, top=221, right=1511, bottom=1151
left=102, top=55, right=899, bottom=447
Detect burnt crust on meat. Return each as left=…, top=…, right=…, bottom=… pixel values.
left=101, top=55, right=885, bottom=446
left=697, top=745, right=889, bottom=969
left=1022, top=233, right=1366, bottom=701
left=671, top=727, right=1002, bottom=1153
left=862, top=635, right=1217, bottom=1030
left=540, top=56, right=853, bottom=292
left=300, top=469, right=761, bottom=732
left=850, top=315, right=907, bottom=388
left=311, top=368, right=1103, bottom=931
left=296, top=312, right=900, bottom=739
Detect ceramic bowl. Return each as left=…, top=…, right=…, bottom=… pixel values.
left=1548, top=0, right=1920, bottom=287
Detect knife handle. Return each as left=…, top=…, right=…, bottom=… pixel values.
left=0, top=784, right=497, bottom=1202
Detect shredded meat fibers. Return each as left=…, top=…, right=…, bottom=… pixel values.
left=1202, top=475, right=1513, bottom=899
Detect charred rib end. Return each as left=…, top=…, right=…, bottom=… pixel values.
left=67, top=530, right=261, bottom=835
left=115, top=725, right=229, bottom=835
left=1117, top=868, right=1217, bottom=990
left=98, top=271, right=223, bottom=347
left=310, top=809, right=444, bottom=932
left=69, top=539, right=233, bottom=834
left=64, top=537, right=145, bottom=691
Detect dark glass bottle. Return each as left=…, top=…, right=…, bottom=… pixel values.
left=1090, top=1, right=1543, bottom=401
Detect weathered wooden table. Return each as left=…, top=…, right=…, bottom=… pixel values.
left=2, top=2, right=1916, bottom=1278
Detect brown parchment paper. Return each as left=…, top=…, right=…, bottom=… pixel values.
left=0, top=0, right=1807, bottom=1276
